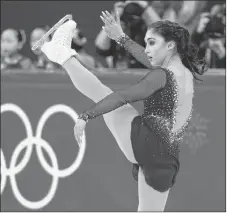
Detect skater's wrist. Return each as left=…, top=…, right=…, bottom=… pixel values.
left=115, top=33, right=130, bottom=47
left=78, top=113, right=89, bottom=123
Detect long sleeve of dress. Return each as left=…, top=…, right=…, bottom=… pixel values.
left=119, top=35, right=153, bottom=69
left=78, top=68, right=166, bottom=122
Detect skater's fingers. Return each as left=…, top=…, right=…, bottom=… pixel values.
left=100, top=15, right=110, bottom=26
left=105, top=10, right=116, bottom=23
left=101, top=11, right=113, bottom=25
left=100, top=15, right=106, bottom=24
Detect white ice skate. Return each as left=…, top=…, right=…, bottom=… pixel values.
left=33, top=15, right=78, bottom=65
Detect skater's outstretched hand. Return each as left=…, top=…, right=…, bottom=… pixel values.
left=74, top=118, right=86, bottom=146
left=100, top=10, right=125, bottom=41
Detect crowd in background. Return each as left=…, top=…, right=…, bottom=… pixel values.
left=1, top=1, right=226, bottom=72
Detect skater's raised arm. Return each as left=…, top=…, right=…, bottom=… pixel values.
left=100, top=10, right=153, bottom=69
left=78, top=68, right=166, bottom=122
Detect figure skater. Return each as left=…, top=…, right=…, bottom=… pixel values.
left=38, top=11, right=207, bottom=211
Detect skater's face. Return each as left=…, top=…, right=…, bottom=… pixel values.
left=30, top=28, right=50, bottom=55
left=144, top=28, right=175, bottom=66
left=1, top=29, right=22, bottom=57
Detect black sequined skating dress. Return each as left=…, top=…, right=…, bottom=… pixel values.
left=78, top=36, right=193, bottom=192
left=78, top=67, right=192, bottom=192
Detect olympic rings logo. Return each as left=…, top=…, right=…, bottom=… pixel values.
left=1, top=103, right=86, bottom=209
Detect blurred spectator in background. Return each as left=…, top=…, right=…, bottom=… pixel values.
left=30, top=26, right=60, bottom=71
left=151, top=1, right=207, bottom=34
left=175, top=1, right=207, bottom=34
left=71, top=27, right=103, bottom=71
left=1, top=28, right=32, bottom=70
left=95, top=1, right=208, bottom=69
left=95, top=1, right=160, bottom=69
left=2, top=1, right=224, bottom=71
left=151, top=1, right=178, bottom=22
left=191, top=4, right=225, bottom=68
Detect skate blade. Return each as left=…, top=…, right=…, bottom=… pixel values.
left=32, top=14, right=73, bottom=51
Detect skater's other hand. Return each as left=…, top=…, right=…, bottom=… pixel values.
left=74, top=118, right=86, bottom=146
left=100, top=10, right=124, bottom=41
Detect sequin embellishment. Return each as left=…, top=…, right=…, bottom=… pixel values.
left=141, top=68, right=193, bottom=157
